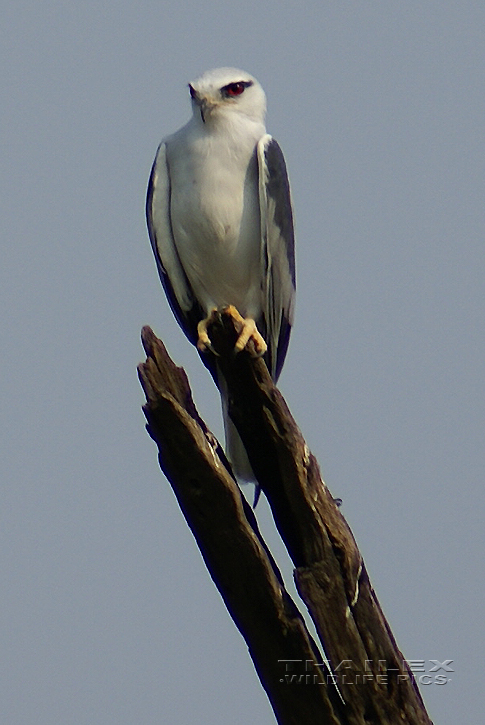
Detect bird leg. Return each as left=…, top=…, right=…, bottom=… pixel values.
left=196, top=305, right=267, bottom=357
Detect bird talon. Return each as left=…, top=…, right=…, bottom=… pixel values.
left=197, top=339, right=220, bottom=356
left=196, top=335, right=210, bottom=352
left=223, top=305, right=267, bottom=357
left=197, top=310, right=220, bottom=355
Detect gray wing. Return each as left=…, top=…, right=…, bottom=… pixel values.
left=257, top=135, right=296, bottom=381
left=146, top=142, right=203, bottom=345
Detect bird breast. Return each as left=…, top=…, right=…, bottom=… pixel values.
left=168, top=133, right=262, bottom=316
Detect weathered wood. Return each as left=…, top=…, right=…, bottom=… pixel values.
left=205, top=310, right=433, bottom=725
left=138, top=327, right=346, bottom=725
left=138, top=317, right=433, bottom=725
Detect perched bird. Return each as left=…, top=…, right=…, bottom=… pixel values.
left=146, top=67, right=295, bottom=483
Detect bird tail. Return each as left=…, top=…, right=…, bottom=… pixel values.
left=219, top=373, right=260, bottom=504
left=219, top=374, right=253, bottom=482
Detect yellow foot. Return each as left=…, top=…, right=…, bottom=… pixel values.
left=196, top=308, right=218, bottom=353
left=196, top=306, right=267, bottom=357
left=224, top=305, right=267, bottom=356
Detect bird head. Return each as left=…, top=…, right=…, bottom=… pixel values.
left=188, top=67, right=266, bottom=125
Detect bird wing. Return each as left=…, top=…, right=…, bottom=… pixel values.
left=146, top=142, right=203, bottom=345
left=257, top=135, right=296, bottom=381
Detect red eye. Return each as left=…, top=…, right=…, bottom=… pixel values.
left=226, top=83, right=245, bottom=96
left=222, top=80, right=253, bottom=97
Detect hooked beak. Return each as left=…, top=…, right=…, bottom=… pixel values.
left=200, top=99, right=210, bottom=123
left=189, top=85, right=216, bottom=124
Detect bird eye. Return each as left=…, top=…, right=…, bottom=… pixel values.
left=222, top=80, right=253, bottom=97
left=226, top=82, right=245, bottom=96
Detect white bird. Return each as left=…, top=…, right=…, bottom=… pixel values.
left=146, top=67, right=295, bottom=483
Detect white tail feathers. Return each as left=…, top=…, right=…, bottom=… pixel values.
left=224, top=412, right=255, bottom=482
left=219, top=373, right=255, bottom=483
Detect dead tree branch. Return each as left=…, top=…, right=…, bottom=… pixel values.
left=138, top=313, right=433, bottom=725
left=138, top=327, right=345, bottom=725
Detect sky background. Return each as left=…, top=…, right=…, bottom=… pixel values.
left=1, top=2, right=483, bottom=723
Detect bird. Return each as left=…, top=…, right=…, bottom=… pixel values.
left=146, top=67, right=295, bottom=485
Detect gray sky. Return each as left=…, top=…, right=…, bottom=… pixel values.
left=1, top=2, right=483, bottom=723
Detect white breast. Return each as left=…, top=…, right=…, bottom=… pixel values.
left=167, top=120, right=264, bottom=319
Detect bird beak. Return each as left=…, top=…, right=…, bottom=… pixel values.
left=190, top=89, right=216, bottom=124
left=199, top=99, right=208, bottom=123
left=200, top=97, right=218, bottom=123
